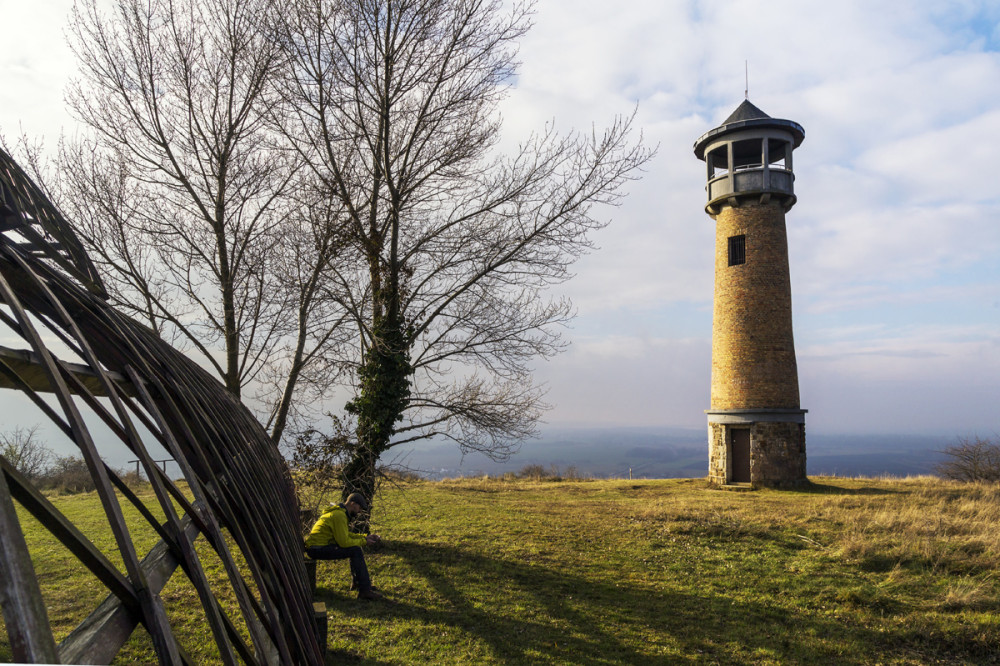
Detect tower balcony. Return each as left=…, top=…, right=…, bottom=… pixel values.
left=705, top=163, right=796, bottom=215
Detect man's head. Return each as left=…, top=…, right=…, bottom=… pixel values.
left=345, top=492, right=369, bottom=516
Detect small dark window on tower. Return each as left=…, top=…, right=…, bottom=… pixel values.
left=728, top=235, right=746, bottom=266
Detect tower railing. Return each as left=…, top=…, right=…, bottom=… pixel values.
left=707, top=166, right=795, bottom=204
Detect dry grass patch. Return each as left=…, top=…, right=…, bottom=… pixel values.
left=827, top=478, right=1000, bottom=575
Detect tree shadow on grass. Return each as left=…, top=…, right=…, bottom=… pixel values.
left=341, top=540, right=904, bottom=665
left=323, top=647, right=392, bottom=665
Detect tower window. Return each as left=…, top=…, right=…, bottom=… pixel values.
left=728, top=235, right=746, bottom=266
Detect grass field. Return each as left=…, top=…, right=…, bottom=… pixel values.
left=3, top=475, right=999, bottom=664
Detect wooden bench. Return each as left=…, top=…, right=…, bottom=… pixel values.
left=303, top=559, right=327, bottom=656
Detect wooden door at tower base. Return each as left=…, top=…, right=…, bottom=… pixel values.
left=730, top=429, right=751, bottom=482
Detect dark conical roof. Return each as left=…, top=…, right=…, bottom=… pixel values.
left=721, top=99, right=770, bottom=125
left=693, top=99, right=804, bottom=159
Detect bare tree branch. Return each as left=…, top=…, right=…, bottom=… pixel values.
left=273, top=0, right=655, bottom=499
left=42, top=0, right=351, bottom=443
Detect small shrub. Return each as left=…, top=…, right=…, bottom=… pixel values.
left=117, top=467, right=146, bottom=489
left=517, top=464, right=547, bottom=480
left=937, top=435, right=1000, bottom=483
left=0, top=425, right=52, bottom=480
left=38, top=456, right=96, bottom=494
left=511, top=464, right=586, bottom=482
left=382, top=468, right=423, bottom=483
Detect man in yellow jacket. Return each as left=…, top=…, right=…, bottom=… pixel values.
left=305, top=493, right=383, bottom=600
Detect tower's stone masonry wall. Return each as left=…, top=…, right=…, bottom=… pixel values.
left=749, top=421, right=807, bottom=487
left=707, top=421, right=806, bottom=487
left=708, top=422, right=728, bottom=485
left=711, top=201, right=800, bottom=410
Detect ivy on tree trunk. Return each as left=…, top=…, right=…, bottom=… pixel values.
left=343, top=294, right=413, bottom=505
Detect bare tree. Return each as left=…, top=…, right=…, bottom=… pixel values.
left=937, top=435, right=1000, bottom=483
left=0, top=426, right=52, bottom=481
left=275, top=0, right=654, bottom=503
left=53, top=0, right=349, bottom=442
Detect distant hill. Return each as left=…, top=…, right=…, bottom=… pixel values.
left=807, top=433, right=947, bottom=477
left=390, top=426, right=950, bottom=480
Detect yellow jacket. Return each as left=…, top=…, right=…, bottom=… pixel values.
left=305, top=504, right=366, bottom=548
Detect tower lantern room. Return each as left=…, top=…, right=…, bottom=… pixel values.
left=694, top=99, right=804, bottom=217
left=694, top=99, right=808, bottom=488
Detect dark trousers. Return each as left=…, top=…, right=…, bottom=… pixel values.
left=305, top=544, right=372, bottom=592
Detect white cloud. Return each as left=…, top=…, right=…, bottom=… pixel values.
left=859, top=109, right=1000, bottom=204
left=794, top=202, right=999, bottom=288
left=0, top=1, right=78, bottom=143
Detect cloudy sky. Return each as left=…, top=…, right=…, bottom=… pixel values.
left=1, top=0, right=998, bottom=439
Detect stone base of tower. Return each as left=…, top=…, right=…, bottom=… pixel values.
left=706, top=409, right=807, bottom=488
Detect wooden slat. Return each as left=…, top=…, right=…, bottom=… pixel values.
left=0, top=251, right=183, bottom=664
left=113, top=366, right=239, bottom=666
left=1, top=190, right=323, bottom=663
left=0, top=344, right=134, bottom=395
left=0, top=460, right=59, bottom=664
left=58, top=514, right=199, bottom=664
left=0, top=147, right=107, bottom=297
left=2, top=457, right=138, bottom=608
left=313, top=603, right=327, bottom=657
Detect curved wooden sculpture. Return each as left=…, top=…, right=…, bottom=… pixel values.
left=0, top=147, right=322, bottom=664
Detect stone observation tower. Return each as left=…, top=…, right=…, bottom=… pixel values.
left=693, top=99, right=807, bottom=487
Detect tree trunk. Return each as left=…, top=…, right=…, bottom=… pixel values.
left=342, top=287, right=411, bottom=515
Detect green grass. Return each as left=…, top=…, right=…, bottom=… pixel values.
left=3, top=476, right=1000, bottom=664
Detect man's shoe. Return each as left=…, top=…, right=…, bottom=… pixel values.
left=351, top=582, right=380, bottom=592
left=357, top=588, right=383, bottom=601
